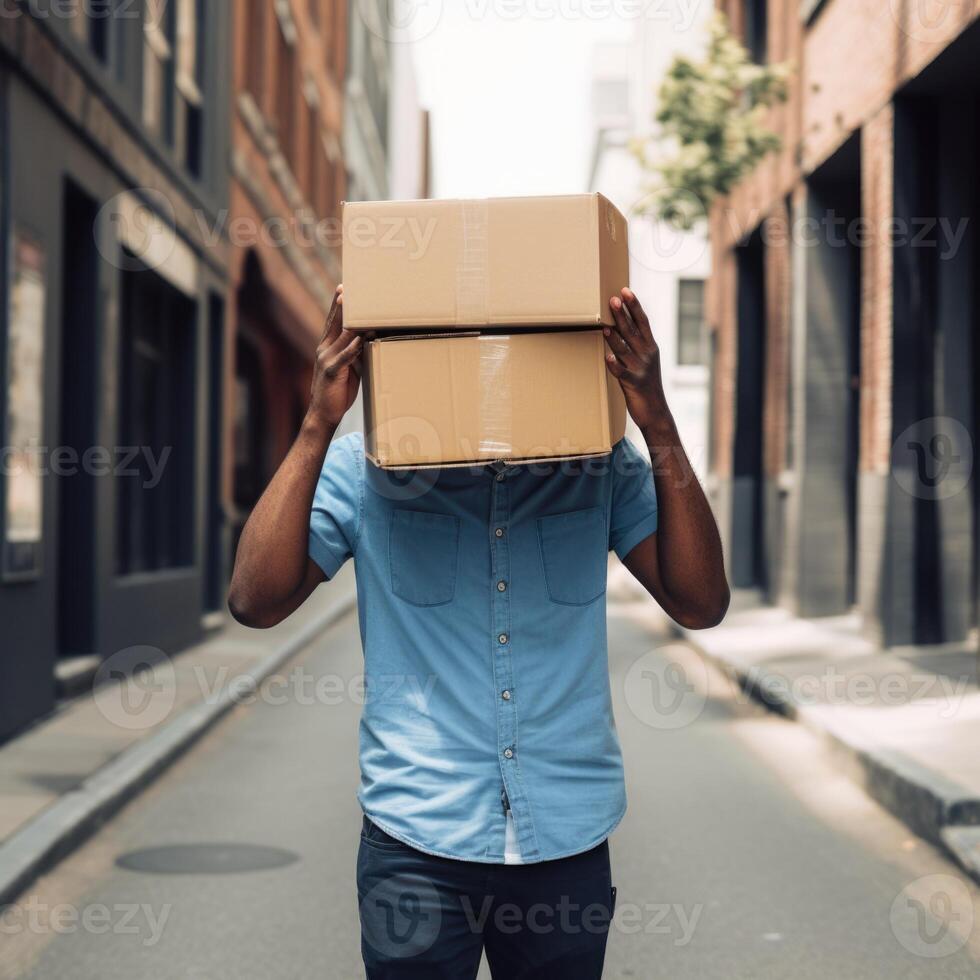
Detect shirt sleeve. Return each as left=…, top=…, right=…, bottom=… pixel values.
left=309, top=434, right=363, bottom=579
left=609, top=436, right=659, bottom=561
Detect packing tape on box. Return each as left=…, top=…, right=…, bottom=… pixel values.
left=477, top=335, right=513, bottom=456
left=456, top=199, right=489, bottom=327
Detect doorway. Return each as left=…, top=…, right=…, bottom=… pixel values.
left=806, top=134, right=863, bottom=609
left=732, top=227, right=767, bottom=592
left=203, top=292, right=226, bottom=614
left=57, top=182, right=100, bottom=657
left=794, top=133, right=868, bottom=616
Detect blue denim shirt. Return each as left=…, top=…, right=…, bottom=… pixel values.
left=309, top=433, right=658, bottom=863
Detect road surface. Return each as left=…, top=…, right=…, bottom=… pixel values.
left=2, top=601, right=978, bottom=978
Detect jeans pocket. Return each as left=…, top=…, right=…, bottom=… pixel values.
left=360, top=817, right=407, bottom=852
left=388, top=509, right=460, bottom=607
left=537, top=507, right=607, bottom=605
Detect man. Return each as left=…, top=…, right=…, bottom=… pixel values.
left=229, top=284, right=729, bottom=978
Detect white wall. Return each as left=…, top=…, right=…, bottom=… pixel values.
left=589, top=13, right=712, bottom=478
left=388, top=43, right=426, bottom=201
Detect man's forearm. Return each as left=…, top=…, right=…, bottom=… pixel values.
left=641, top=412, right=729, bottom=623
left=229, top=286, right=363, bottom=628
left=228, top=418, right=335, bottom=626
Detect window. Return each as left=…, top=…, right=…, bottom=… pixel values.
left=307, top=101, right=322, bottom=209
left=363, top=34, right=389, bottom=153
left=175, top=0, right=206, bottom=176
left=677, top=279, right=707, bottom=366
left=143, top=0, right=205, bottom=176
left=89, top=0, right=110, bottom=62
left=233, top=338, right=266, bottom=511
left=328, top=156, right=339, bottom=224
left=143, top=0, right=176, bottom=145
left=117, top=260, right=197, bottom=575
left=336, top=160, right=347, bottom=213
left=325, top=0, right=344, bottom=77
left=69, top=0, right=111, bottom=63
left=276, top=23, right=298, bottom=174
left=744, top=0, right=768, bottom=64
left=245, top=0, right=266, bottom=104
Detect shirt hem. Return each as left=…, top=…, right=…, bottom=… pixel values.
left=360, top=803, right=628, bottom=866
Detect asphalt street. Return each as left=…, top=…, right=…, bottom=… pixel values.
left=2, top=600, right=979, bottom=979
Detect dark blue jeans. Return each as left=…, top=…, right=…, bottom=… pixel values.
left=357, top=816, right=615, bottom=979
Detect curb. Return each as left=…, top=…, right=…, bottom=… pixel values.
left=0, top=591, right=356, bottom=906
left=679, top=626, right=980, bottom=886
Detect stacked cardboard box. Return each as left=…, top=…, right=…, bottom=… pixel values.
left=342, top=194, right=630, bottom=469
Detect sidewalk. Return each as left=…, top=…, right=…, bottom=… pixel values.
left=0, top=567, right=356, bottom=905
left=674, top=590, right=980, bottom=883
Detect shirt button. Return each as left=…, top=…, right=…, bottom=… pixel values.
left=494, top=528, right=505, bottom=538
left=503, top=748, right=514, bottom=759
left=496, top=473, right=505, bottom=482
left=502, top=690, right=512, bottom=701
left=498, top=633, right=509, bottom=645
left=497, top=580, right=507, bottom=593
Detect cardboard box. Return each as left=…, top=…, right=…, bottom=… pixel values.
left=343, top=194, right=629, bottom=331
left=363, top=331, right=627, bottom=469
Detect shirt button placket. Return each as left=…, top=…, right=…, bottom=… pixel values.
left=491, top=467, right=519, bottom=844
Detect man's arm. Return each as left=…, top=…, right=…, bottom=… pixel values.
left=228, top=286, right=362, bottom=629
left=605, top=288, right=730, bottom=630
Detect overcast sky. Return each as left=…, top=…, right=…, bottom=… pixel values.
left=409, top=6, right=636, bottom=197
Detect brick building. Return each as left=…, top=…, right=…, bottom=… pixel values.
left=0, top=1, right=232, bottom=740
left=709, top=1, right=980, bottom=646
left=228, top=0, right=348, bottom=554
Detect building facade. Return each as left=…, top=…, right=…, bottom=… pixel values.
left=0, top=1, right=232, bottom=740
left=345, top=0, right=390, bottom=203
left=588, top=10, right=713, bottom=477
left=709, top=0, right=980, bottom=647
left=229, top=0, right=348, bottom=552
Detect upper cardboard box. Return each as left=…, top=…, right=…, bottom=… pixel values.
left=342, top=194, right=629, bottom=331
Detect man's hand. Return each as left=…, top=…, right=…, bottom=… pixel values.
left=309, top=284, right=364, bottom=430
left=603, top=287, right=668, bottom=433
left=604, top=286, right=730, bottom=630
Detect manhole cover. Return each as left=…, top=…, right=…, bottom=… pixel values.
left=116, top=843, right=299, bottom=875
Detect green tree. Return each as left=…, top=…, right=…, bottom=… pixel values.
left=633, top=13, right=792, bottom=230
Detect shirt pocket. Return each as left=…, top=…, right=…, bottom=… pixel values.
left=537, top=507, right=608, bottom=606
left=388, top=509, right=460, bottom=607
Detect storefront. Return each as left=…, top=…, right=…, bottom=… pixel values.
left=0, top=7, right=231, bottom=741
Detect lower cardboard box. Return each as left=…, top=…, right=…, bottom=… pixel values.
left=363, top=330, right=627, bottom=469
